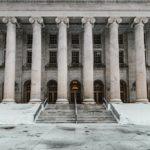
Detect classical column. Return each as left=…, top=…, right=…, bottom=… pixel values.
left=55, top=17, right=69, bottom=104
left=108, top=17, right=122, bottom=102
left=133, top=17, right=148, bottom=102
left=2, top=17, right=17, bottom=102
left=82, top=17, right=95, bottom=104
left=29, top=17, right=43, bottom=102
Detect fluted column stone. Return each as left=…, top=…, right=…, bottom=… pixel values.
left=55, top=17, right=69, bottom=104
left=2, top=17, right=17, bottom=102
left=134, top=17, right=148, bottom=102
left=82, top=17, right=95, bottom=104
left=108, top=17, right=122, bottom=102
left=29, top=17, right=43, bottom=102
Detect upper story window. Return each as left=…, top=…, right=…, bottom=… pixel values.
left=94, top=51, right=102, bottom=67
left=72, top=51, right=79, bottom=66
left=71, top=34, right=80, bottom=49
left=49, top=34, right=57, bottom=48
left=49, top=51, right=57, bottom=67
left=119, top=34, right=124, bottom=48
left=27, top=34, right=32, bottom=49
left=27, top=51, right=32, bottom=64
left=119, top=51, right=124, bottom=64
left=93, top=34, right=101, bottom=48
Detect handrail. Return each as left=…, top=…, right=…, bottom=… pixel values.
left=74, top=93, right=78, bottom=124
left=33, top=98, right=48, bottom=121
left=103, top=97, right=109, bottom=109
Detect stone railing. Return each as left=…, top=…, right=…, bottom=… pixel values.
left=0, top=0, right=149, bottom=3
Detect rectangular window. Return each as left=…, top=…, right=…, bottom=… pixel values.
left=3, top=33, right=6, bottom=48
left=119, top=34, right=124, bottom=45
left=27, top=51, right=32, bottom=64
left=72, top=51, right=79, bottom=66
left=94, top=34, right=101, bottom=48
left=94, top=51, right=102, bottom=66
left=71, top=34, right=79, bottom=48
left=49, top=34, right=57, bottom=48
left=119, top=51, right=124, bottom=64
left=27, top=34, right=32, bottom=49
left=49, top=51, right=57, bottom=66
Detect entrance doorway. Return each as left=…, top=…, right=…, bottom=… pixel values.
left=47, top=80, right=57, bottom=104
left=23, top=80, right=31, bottom=103
left=70, top=80, right=82, bottom=104
left=120, top=80, right=127, bottom=103
left=94, top=80, right=104, bottom=104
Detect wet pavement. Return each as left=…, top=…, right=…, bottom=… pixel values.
left=0, top=124, right=150, bottom=150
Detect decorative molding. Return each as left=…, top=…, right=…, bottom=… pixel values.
left=107, top=17, right=122, bottom=24
left=81, top=17, right=95, bottom=26
left=55, top=17, right=69, bottom=24
left=131, top=17, right=148, bottom=28
left=29, top=17, right=44, bottom=27
left=2, top=17, right=17, bottom=24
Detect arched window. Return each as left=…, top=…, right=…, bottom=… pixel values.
left=47, top=80, right=57, bottom=104
left=23, top=80, right=31, bottom=103
left=94, top=80, right=104, bottom=104
left=70, top=80, right=82, bottom=104
left=120, top=80, right=127, bottom=103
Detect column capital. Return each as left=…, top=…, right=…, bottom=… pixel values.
left=29, top=17, right=44, bottom=26
left=107, top=17, right=122, bottom=25
left=81, top=17, right=95, bottom=25
left=2, top=17, right=17, bottom=24
left=134, top=17, right=148, bottom=25
left=55, top=17, right=69, bottom=24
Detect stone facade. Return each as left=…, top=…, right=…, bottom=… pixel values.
left=0, top=0, right=150, bottom=104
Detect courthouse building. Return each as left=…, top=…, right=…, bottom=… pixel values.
left=0, top=0, right=150, bottom=105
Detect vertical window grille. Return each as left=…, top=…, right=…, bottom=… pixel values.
left=3, top=33, right=6, bottom=49
left=49, top=51, right=57, bottom=67
left=94, top=51, right=102, bottom=66
left=119, top=34, right=124, bottom=48
left=27, top=34, right=32, bottom=49
left=93, top=34, right=101, bottom=48
left=27, top=51, right=32, bottom=64
left=49, top=34, right=57, bottom=48
left=72, top=51, right=79, bottom=66
left=71, top=34, right=79, bottom=48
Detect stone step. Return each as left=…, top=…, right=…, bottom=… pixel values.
left=36, top=104, right=117, bottom=124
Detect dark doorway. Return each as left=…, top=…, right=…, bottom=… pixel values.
left=94, top=80, right=104, bottom=104
left=70, top=80, right=82, bottom=104
left=47, top=80, right=57, bottom=104
left=120, top=80, right=127, bottom=103
left=23, top=80, right=31, bottom=103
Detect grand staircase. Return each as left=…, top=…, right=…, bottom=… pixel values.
left=36, top=104, right=117, bottom=123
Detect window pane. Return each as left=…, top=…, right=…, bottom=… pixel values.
left=49, top=51, right=57, bottom=66
left=27, top=34, right=32, bottom=48
left=71, top=34, right=79, bottom=48
left=119, top=34, right=124, bottom=45
left=27, top=51, right=32, bottom=64
left=119, top=51, right=124, bottom=64
left=72, top=51, right=79, bottom=65
left=49, top=34, right=57, bottom=48
left=94, top=51, right=102, bottom=65
left=94, top=34, right=101, bottom=48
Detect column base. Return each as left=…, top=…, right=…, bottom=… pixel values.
left=2, top=99, right=15, bottom=103
left=109, top=99, right=122, bottom=103
left=136, top=98, right=149, bottom=103
left=29, top=99, right=41, bottom=104
left=56, top=99, right=69, bottom=104
left=83, top=99, right=95, bottom=104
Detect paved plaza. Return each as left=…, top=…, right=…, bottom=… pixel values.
left=0, top=124, right=150, bottom=150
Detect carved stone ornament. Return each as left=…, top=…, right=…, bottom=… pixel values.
left=55, top=17, right=69, bottom=24
left=108, top=17, right=122, bottom=24
left=2, top=17, right=17, bottom=24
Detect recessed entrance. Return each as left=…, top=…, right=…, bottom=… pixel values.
left=120, top=80, right=127, bottom=103
left=23, top=80, right=31, bottom=103
left=47, top=80, right=57, bottom=104
left=94, top=80, right=104, bottom=104
left=70, top=80, right=82, bottom=104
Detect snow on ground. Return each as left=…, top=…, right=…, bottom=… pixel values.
left=111, top=103, right=150, bottom=125
left=0, top=124, right=150, bottom=150
left=0, top=103, right=40, bottom=124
